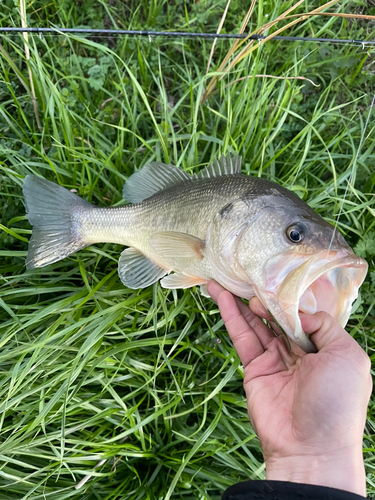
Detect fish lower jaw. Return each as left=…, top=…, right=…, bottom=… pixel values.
left=268, top=251, right=368, bottom=352
left=292, top=328, right=317, bottom=354
left=268, top=302, right=317, bottom=353
left=251, top=288, right=316, bottom=353
left=282, top=306, right=317, bottom=353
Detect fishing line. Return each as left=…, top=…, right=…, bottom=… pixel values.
left=326, top=93, right=375, bottom=258
left=2, top=26, right=372, bottom=319
left=0, top=27, right=375, bottom=46
left=264, top=100, right=374, bottom=320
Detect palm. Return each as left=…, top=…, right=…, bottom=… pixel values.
left=246, top=348, right=338, bottom=460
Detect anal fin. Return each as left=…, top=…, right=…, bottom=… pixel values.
left=118, top=247, right=168, bottom=289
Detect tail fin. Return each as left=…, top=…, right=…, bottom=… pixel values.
left=23, top=175, right=92, bottom=270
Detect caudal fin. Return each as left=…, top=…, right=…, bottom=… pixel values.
left=23, top=175, right=92, bottom=270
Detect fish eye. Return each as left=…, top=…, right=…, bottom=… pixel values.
left=286, top=223, right=306, bottom=243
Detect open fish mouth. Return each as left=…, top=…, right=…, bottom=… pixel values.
left=262, top=250, right=368, bottom=353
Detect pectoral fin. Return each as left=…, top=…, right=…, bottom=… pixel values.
left=149, top=231, right=205, bottom=267
left=118, top=247, right=169, bottom=289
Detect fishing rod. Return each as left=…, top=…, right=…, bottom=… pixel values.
left=0, top=27, right=374, bottom=46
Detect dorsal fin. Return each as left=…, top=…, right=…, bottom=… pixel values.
left=195, top=153, right=242, bottom=180
left=123, top=162, right=191, bottom=203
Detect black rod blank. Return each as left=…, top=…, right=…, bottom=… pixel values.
left=0, top=27, right=374, bottom=46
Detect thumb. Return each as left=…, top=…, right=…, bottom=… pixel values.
left=301, top=311, right=372, bottom=401
left=300, top=311, right=357, bottom=352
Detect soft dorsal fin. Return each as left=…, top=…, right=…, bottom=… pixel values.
left=195, top=152, right=242, bottom=180
left=123, top=162, right=191, bottom=203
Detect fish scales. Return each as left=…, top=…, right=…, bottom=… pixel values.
left=22, top=153, right=368, bottom=353
left=81, top=175, right=273, bottom=246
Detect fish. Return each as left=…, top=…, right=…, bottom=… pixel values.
left=23, top=153, right=368, bottom=353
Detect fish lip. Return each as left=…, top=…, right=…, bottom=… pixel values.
left=272, top=249, right=368, bottom=351
left=277, top=249, right=367, bottom=305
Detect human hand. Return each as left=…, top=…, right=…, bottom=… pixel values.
left=207, top=280, right=372, bottom=497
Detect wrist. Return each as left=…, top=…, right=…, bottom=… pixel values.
left=265, top=446, right=366, bottom=497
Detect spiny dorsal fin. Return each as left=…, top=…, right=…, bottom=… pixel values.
left=195, top=152, right=242, bottom=180
left=123, top=162, right=191, bottom=203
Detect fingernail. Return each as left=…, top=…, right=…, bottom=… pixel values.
left=249, top=297, right=268, bottom=317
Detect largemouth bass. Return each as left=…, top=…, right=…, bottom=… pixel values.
left=23, top=153, right=368, bottom=353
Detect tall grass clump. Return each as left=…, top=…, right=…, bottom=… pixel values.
left=0, top=0, right=375, bottom=498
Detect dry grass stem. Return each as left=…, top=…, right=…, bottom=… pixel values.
left=234, top=0, right=341, bottom=66
left=200, top=0, right=363, bottom=103
left=201, top=0, right=257, bottom=102
left=19, top=0, right=42, bottom=129
left=284, top=11, right=375, bottom=21
left=224, top=74, right=320, bottom=88
left=206, top=0, right=232, bottom=74
left=202, top=0, right=306, bottom=101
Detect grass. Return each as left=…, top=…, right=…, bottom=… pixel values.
left=0, top=0, right=375, bottom=498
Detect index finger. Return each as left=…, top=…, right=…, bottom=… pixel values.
left=208, top=281, right=264, bottom=367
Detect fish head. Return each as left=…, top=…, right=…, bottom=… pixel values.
left=227, top=186, right=368, bottom=353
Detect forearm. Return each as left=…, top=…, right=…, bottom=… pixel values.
left=265, top=447, right=366, bottom=497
